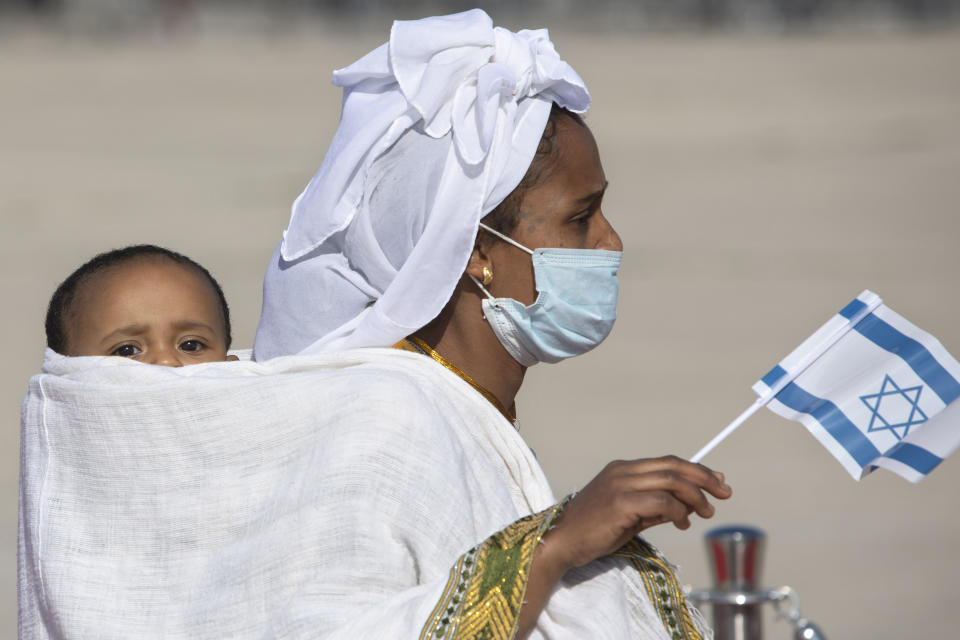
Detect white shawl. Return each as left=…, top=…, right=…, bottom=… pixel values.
left=19, top=349, right=709, bottom=639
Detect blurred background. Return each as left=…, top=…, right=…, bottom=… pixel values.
left=2, top=1, right=959, bottom=638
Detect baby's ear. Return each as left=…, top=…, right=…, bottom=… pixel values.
left=226, top=354, right=240, bottom=361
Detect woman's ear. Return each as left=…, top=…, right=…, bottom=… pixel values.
left=465, top=241, right=492, bottom=281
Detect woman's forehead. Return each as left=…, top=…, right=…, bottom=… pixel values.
left=532, top=117, right=606, bottom=206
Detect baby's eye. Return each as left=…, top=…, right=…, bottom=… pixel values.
left=180, top=340, right=206, bottom=353
left=112, top=344, right=141, bottom=358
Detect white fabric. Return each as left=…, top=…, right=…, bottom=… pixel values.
left=19, top=349, right=707, bottom=639
left=254, top=9, right=590, bottom=359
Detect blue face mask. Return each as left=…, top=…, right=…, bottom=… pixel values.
left=472, top=223, right=622, bottom=367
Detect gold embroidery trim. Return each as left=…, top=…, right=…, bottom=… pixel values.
left=393, top=337, right=516, bottom=422
left=613, top=538, right=704, bottom=640
left=419, top=502, right=564, bottom=640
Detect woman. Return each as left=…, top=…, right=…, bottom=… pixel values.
left=255, top=9, right=731, bottom=639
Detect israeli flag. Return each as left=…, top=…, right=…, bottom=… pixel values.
left=753, top=290, right=960, bottom=482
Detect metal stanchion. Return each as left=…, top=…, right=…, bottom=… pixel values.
left=687, top=525, right=828, bottom=640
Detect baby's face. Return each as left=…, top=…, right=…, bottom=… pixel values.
left=66, top=258, right=233, bottom=366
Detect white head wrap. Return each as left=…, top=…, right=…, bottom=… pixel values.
left=254, top=9, right=591, bottom=359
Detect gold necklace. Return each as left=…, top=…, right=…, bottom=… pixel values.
left=394, top=336, right=517, bottom=424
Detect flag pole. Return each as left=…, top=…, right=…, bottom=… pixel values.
left=690, top=398, right=766, bottom=463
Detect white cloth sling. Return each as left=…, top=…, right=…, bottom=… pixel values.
left=254, top=9, right=590, bottom=359
left=19, top=349, right=709, bottom=639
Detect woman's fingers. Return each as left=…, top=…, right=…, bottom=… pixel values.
left=628, top=490, right=693, bottom=530
left=613, top=455, right=733, bottom=499
left=607, top=469, right=709, bottom=520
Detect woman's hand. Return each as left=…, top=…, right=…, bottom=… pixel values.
left=543, top=455, right=732, bottom=572
left=517, top=456, right=731, bottom=638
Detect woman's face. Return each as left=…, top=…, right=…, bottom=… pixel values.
left=482, top=114, right=622, bottom=306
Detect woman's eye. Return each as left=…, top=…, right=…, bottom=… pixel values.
left=573, top=211, right=593, bottom=226
left=112, top=344, right=141, bottom=357
left=180, top=340, right=206, bottom=353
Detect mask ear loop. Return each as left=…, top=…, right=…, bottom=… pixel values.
left=468, top=273, right=501, bottom=309
left=472, top=223, right=534, bottom=310
left=477, top=222, right=535, bottom=255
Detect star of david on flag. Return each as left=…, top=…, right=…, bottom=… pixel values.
left=692, top=290, right=960, bottom=482
left=861, top=374, right=927, bottom=440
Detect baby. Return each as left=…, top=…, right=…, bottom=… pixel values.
left=45, top=244, right=237, bottom=366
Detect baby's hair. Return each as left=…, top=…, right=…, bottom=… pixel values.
left=46, top=244, right=232, bottom=354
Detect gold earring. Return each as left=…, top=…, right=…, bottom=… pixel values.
left=481, top=267, right=494, bottom=286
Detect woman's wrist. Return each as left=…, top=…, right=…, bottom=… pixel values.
left=533, top=525, right=576, bottom=583
left=517, top=524, right=573, bottom=639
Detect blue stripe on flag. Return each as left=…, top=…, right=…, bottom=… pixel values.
left=776, top=382, right=881, bottom=468
left=854, top=315, right=960, bottom=406
left=883, top=442, right=943, bottom=475
left=761, top=365, right=788, bottom=388
left=839, top=298, right=867, bottom=320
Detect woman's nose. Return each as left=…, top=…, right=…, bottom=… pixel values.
left=594, top=214, right=623, bottom=252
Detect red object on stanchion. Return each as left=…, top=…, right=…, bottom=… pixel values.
left=689, top=525, right=828, bottom=640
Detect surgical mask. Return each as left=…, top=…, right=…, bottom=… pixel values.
left=471, top=223, right=622, bottom=366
